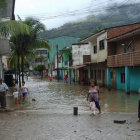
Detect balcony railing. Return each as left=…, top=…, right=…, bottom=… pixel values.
left=83, top=55, right=91, bottom=64
left=107, top=50, right=140, bottom=67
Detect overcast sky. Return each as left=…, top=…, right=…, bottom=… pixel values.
left=15, top=0, right=139, bottom=30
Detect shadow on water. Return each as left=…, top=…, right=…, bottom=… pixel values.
left=6, top=77, right=140, bottom=113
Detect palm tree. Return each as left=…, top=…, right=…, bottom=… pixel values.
left=0, top=0, right=30, bottom=37
left=10, top=17, right=50, bottom=85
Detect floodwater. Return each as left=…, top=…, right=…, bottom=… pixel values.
left=6, top=77, right=140, bottom=113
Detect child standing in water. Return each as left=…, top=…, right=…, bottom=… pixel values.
left=90, top=99, right=96, bottom=115
left=21, top=81, right=29, bottom=103
left=13, top=88, right=20, bottom=105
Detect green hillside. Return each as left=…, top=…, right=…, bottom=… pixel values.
left=40, top=3, right=140, bottom=40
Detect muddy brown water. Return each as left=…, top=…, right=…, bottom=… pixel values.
left=6, top=77, right=140, bottom=113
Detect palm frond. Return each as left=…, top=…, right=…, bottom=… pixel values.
left=0, top=20, right=30, bottom=37
left=31, top=39, right=51, bottom=50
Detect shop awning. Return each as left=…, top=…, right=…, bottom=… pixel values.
left=69, top=65, right=86, bottom=69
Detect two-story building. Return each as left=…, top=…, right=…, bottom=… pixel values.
left=0, top=0, right=15, bottom=79
left=54, top=46, right=73, bottom=82
left=107, top=27, right=140, bottom=93
left=70, top=43, right=91, bottom=83
left=81, top=22, right=140, bottom=88
left=81, top=31, right=107, bottom=86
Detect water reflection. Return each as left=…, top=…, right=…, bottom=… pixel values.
left=6, top=77, right=140, bottom=113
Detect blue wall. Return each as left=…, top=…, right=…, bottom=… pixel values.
left=116, top=67, right=140, bottom=92
left=116, top=68, right=125, bottom=90
left=130, top=67, right=140, bottom=92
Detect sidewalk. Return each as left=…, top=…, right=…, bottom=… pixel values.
left=0, top=110, right=139, bottom=140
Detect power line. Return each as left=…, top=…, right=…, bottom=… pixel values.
left=18, top=0, right=111, bottom=17
left=17, top=0, right=137, bottom=21
left=17, top=0, right=128, bottom=19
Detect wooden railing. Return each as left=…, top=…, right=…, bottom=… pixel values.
left=83, top=55, right=91, bottom=63
left=107, top=50, right=140, bottom=67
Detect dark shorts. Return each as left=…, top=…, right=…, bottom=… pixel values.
left=22, top=92, right=27, bottom=97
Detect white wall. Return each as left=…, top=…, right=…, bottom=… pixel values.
left=89, top=42, right=97, bottom=63
left=2, top=56, right=8, bottom=70
left=55, top=55, right=57, bottom=69
left=72, top=43, right=91, bottom=66
left=97, top=32, right=107, bottom=63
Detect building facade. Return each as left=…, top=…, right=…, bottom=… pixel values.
left=71, top=43, right=91, bottom=83
left=81, top=22, right=140, bottom=88
left=48, top=36, right=78, bottom=76
left=81, top=31, right=107, bottom=86
left=54, top=46, right=74, bottom=82
left=0, top=0, right=15, bottom=79
left=107, top=27, right=140, bottom=93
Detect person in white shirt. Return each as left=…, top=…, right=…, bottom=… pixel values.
left=0, top=78, right=8, bottom=109
left=20, top=81, right=29, bottom=103
left=13, top=88, right=20, bottom=105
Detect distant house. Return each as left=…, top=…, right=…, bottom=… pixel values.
left=71, top=43, right=91, bottom=83
left=54, top=46, right=72, bottom=81
left=48, top=36, right=79, bottom=76
left=0, top=0, right=15, bottom=79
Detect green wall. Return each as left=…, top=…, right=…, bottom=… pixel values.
left=48, top=36, right=78, bottom=63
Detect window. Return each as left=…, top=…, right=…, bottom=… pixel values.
left=98, top=70, right=101, bottom=80
left=99, top=40, right=105, bottom=50
left=121, top=73, right=125, bottom=83
left=93, top=46, right=97, bottom=54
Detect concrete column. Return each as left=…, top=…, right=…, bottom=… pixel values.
left=125, top=66, right=130, bottom=93
left=107, top=67, right=111, bottom=90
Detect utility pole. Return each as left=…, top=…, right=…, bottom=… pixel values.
left=69, top=54, right=72, bottom=84
left=56, top=45, right=59, bottom=81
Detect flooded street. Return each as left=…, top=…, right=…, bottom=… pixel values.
left=1, top=77, right=140, bottom=140
left=7, top=76, right=140, bottom=113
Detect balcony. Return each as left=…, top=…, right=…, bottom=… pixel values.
left=107, top=50, right=140, bottom=67
left=83, top=55, right=91, bottom=64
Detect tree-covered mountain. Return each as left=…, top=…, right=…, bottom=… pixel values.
left=40, top=3, right=140, bottom=40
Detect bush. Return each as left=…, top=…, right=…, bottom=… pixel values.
left=34, top=64, right=46, bottom=72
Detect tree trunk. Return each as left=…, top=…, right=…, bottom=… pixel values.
left=21, top=53, right=24, bottom=82
left=14, top=62, right=16, bottom=80
left=17, top=54, right=21, bottom=88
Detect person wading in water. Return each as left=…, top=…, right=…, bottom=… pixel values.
left=87, top=81, right=101, bottom=114
left=0, top=78, right=8, bottom=109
